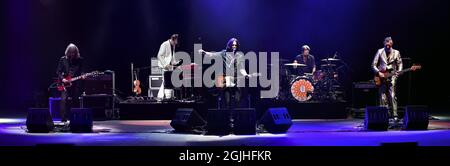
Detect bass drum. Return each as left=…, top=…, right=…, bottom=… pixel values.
left=290, top=76, right=314, bottom=102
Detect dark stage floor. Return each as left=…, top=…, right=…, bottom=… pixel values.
left=1, top=114, right=450, bottom=146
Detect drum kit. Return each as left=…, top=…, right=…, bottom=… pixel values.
left=282, top=57, right=343, bottom=102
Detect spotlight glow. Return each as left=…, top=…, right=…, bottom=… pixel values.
left=0, top=118, right=26, bottom=124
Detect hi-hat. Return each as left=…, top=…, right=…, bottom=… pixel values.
left=284, top=63, right=307, bottom=67
left=321, top=64, right=336, bottom=67
left=321, top=58, right=340, bottom=62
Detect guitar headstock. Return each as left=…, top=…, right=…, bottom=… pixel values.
left=84, top=70, right=102, bottom=78
left=411, top=64, right=422, bottom=71
left=94, top=70, right=105, bottom=75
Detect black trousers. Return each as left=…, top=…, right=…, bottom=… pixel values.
left=60, top=86, right=81, bottom=121
left=219, top=87, right=241, bottom=110
left=215, top=87, right=241, bottom=130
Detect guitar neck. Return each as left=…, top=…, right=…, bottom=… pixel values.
left=69, top=72, right=95, bottom=82
left=385, top=67, right=418, bottom=78
left=70, top=75, right=83, bottom=82
left=397, top=67, right=418, bottom=76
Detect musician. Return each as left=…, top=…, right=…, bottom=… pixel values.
left=56, top=43, right=84, bottom=123
left=199, top=38, right=251, bottom=109
left=372, top=37, right=403, bottom=121
left=294, top=45, right=316, bottom=75
left=156, top=34, right=180, bottom=100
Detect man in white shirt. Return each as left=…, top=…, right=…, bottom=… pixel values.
left=157, top=34, right=180, bottom=100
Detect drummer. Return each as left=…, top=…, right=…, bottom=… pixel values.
left=293, top=45, right=316, bottom=76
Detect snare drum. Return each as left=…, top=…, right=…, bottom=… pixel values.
left=290, top=76, right=314, bottom=102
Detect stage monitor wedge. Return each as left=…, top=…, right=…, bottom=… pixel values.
left=170, top=108, right=206, bottom=133
left=403, top=105, right=429, bottom=130
left=364, top=106, right=389, bottom=131
left=259, top=107, right=292, bottom=133
left=70, top=108, right=93, bottom=133
left=26, top=108, right=54, bottom=133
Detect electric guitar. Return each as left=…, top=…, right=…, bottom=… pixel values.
left=215, top=73, right=261, bottom=88
left=374, top=64, right=421, bottom=87
left=161, top=59, right=184, bottom=71
left=57, top=71, right=100, bottom=91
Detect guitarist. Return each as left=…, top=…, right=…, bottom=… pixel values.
left=199, top=38, right=252, bottom=110
left=372, top=37, right=403, bottom=122
left=156, top=34, right=181, bottom=100
left=56, top=43, right=84, bottom=123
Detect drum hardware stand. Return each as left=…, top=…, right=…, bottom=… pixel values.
left=317, top=52, right=350, bottom=102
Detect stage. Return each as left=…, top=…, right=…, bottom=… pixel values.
left=1, top=0, right=450, bottom=162
left=118, top=99, right=350, bottom=120
left=1, top=115, right=450, bottom=146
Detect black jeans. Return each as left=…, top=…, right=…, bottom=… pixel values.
left=219, top=87, right=241, bottom=110
left=60, top=86, right=81, bottom=121
left=216, top=87, right=241, bottom=130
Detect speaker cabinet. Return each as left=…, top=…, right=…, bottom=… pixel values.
left=364, top=106, right=389, bottom=131
left=259, top=107, right=292, bottom=133
left=170, top=108, right=206, bottom=132
left=403, top=105, right=429, bottom=130
left=69, top=108, right=93, bottom=133
left=26, top=108, right=54, bottom=133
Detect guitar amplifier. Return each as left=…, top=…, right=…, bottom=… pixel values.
left=352, top=81, right=378, bottom=109
left=148, top=75, right=163, bottom=98
left=84, top=70, right=115, bottom=95
left=80, top=94, right=117, bottom=120
left=151, top=58, right=163, bottom=75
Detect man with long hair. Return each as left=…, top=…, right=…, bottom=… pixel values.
left=56, top=43, right=84, bottom=123
left=199, top=38, right=251, bottom=109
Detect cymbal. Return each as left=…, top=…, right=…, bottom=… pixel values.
left=321, top=58, right=340, bottom=62
left=321, top=64, right=336, bottom=67
left=284, top=63, right=307, bottom=67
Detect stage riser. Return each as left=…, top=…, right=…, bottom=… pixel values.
left=258, top=100, right=349, bottom=119
left=119, top=102, right=207, bottom=120
left=119, top=100, right=349, bottom=120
